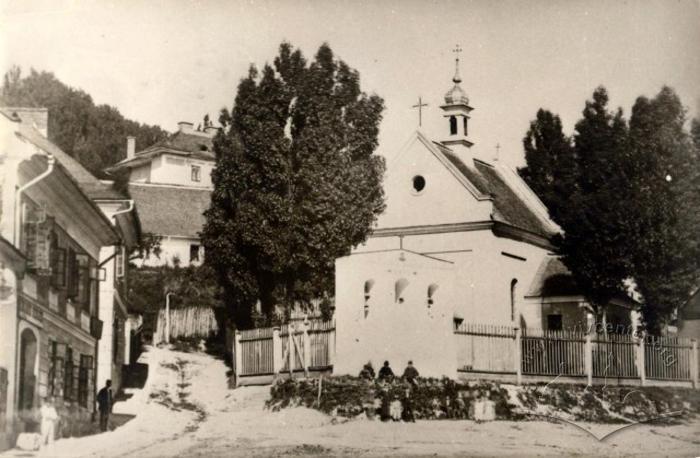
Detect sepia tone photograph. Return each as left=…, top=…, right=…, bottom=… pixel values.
left=0, top=0, right=699, bottom=456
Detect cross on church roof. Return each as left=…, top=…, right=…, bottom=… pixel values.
left=412, top=96, right=429, bottom=127
left=452, top=45, right=463, bottom=83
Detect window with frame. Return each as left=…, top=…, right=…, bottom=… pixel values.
left=113, top=318, right=121, bottom=363
left=76, top=254, right=90, bottom=306
left=191, top=165, right=201, bottom=182
left=67, top=248, right=79, bottom=298
left=48, top=340, right=57, bottom=395
left=64, top=347, right=74, bottom=401
left=189, top=244, right=200, bottom=263
left=78, top=355, right=92, bottom=408
left=51, top=244, right=66, bottom=288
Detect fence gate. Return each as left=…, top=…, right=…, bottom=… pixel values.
left=233, top=320, right=335, bottom=385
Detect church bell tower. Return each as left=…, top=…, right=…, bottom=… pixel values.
left=441, top=46, right=474, bottom=152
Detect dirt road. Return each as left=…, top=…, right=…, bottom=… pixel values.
left=5, top=346, right=698, bottom=457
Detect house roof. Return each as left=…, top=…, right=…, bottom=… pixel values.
left=106, top=130, right=215, bottom=173
left=128, top=184, right=211, bottom=238
left=12, top=116, right=127, bottom=201
left=526, top=256, right=580, bottom=297
left=435, top=141, right=554, bottom=238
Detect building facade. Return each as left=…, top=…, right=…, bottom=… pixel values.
left=106, top=122, right=215, bottom=267
left=334, top=63, right=636, bottom=378
left=0, top=108, right=137, bottom=449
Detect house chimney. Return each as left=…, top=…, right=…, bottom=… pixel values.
left=126, top=136, right=136, bottom=159
left=178, top=121, right=194, bottom=134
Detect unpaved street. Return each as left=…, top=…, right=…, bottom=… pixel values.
left=5, top=346, right=699, bottom=458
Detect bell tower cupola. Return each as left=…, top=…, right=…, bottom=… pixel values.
left=441, top=45, right=474, bottom=152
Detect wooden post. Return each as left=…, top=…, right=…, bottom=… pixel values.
left=288, top=323, right=295, bottom=378
left=328, top=323, right=336, bottom=368
left=637, top=331, right=646, bottom=387
left=302, top=321, right=311, bottom=378
left=272, top=326, right=282, bottom=377
left=691, top=340, right=698, bottom=389
left=514, top=327, right=522, bottom=386
left=233, top=329, right=242, bottom=387
left=585, top=332, right=593, bottom=387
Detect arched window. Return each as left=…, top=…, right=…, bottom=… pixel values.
left=364, top=280, right=374, bottom=318
left=395, top=278, right=409, bottom=304
left=510, top=279, right=518, bottom=322
left=449, top=116, right=457, bottom=135
left=427, top=283, right=439, bottom=308
left=463, top=117, right=468, bottom=136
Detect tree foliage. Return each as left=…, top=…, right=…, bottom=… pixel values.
left=518, top=109, right=576, bottom=223
left=520, top=86, right=700, bottom=330
left=202, top=42, right=385, bottom=328
left=1, top=66, right=166, bottom=178
left=626, top=88, right=700, bottom=330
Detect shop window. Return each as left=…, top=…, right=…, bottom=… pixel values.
left=115, top=246, right=125, bottom=278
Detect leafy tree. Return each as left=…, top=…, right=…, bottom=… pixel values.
left=556, top=87, right=635, bottom=318
left=202, top=42, right=385, bottom=328
left=518, top=109, right=577, bottom=223
left=1, top=66, right=166, bottom=178
left=626, top=88, right=700, bottom=331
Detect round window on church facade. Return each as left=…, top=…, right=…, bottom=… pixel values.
left=412, top=175, right=426, bottom=193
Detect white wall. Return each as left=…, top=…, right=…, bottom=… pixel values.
left=137, top=236, right=202, bottom=267
left=334, top=250, right=459, bottom=378
left=147, top=154, right=214, bottom=188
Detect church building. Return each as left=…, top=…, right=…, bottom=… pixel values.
left=334, top=56, right=636, bottom=378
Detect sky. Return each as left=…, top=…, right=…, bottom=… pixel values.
left=1, top=0, right=699, bottom=168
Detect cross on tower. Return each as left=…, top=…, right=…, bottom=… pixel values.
left=452, top=45, right=463, bottom=83
left=412, top=96, right=429, bottom=127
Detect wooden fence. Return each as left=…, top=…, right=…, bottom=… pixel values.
left=153, top=306, right=218, bottom=344
left=456, top=323, right=699, bottom=387
left=233, top=320, right=335, bottom=384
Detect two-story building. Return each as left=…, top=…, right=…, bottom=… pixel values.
left=106, top=122, right=216, bottom=267
left=0, top=107, right=138, bottom=449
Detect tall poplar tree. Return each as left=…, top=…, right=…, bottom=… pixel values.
left=626, top=88, right=700, bottom=331
left=557, top=87, right=634, bottom=316
left=202, top=43, right=385, bottom=328
left=518, top=109, right=577, bottom=223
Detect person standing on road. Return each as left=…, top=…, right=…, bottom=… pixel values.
left=40, top=396, right=59, bottom=449
left=96, top=379, right=113, bottom=432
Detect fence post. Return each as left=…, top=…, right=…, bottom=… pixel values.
left=328, top=323, right=336, bottom=368
left=272, top=326, right=282, bottom=377
left=302, top=321, right=311, bottom=377
left=233, top=329, right=242, bottom=387
left=585, top=331, right=593, bottom=387
left=637, top=332, right=646, bottom=387
left=692, top=340, right=698, bottom=389
left=288, top=323, right=295, bottom=377
left=514, top=327, right=522, bottom=386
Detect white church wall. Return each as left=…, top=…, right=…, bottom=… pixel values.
left=334, top=250, right=459, bottom=378
left=376, top=135, right=492, bottom=229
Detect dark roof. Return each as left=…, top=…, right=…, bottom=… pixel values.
left=437, top=144, right=552, bottom=237
left=106, top=130, right=215, bottom=173
left=128, top=184, right=211, bottom=238
left=527, top=256, right=580, bottom=297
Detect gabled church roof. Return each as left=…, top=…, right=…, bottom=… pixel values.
left=424, top=133, right=555, bottom=238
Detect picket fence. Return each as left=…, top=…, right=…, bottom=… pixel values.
left=234, top=320, right=335, bottom=383
left=455, top=322, right=699, bottom=386
left=153, top=306, right=219, bottom=344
